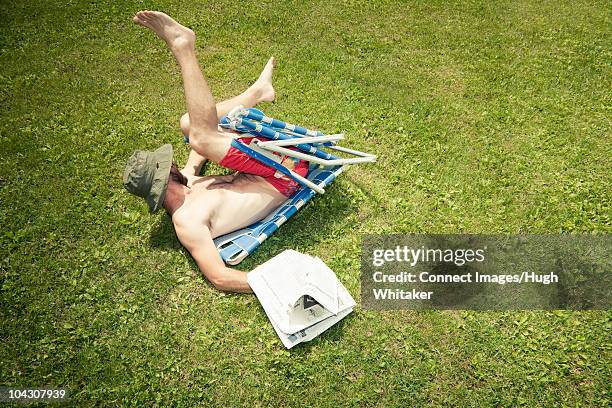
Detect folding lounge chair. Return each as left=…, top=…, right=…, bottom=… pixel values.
left=199, top=107, right=375, bottom=264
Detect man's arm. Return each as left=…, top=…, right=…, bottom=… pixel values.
left=172, top=214, right=252, bottom=293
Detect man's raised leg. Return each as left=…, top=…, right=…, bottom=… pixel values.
left=179, top=57, right=277, bottom=142
left=178, top=57, right=277, bottom=176
left=134, top=10, right=230, bottom=163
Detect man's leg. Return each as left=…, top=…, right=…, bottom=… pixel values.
left=134, top=10, right=230, bottom=163
left=180, top=57, right=276, bottom=137
left=179, top=57, right=277, bottom=176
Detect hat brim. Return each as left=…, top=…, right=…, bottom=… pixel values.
left=145, top=144, right=173, bottom=213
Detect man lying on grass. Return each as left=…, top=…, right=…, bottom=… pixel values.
left=123, top=11, right=309, bottom=293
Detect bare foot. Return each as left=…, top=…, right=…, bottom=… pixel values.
left=133, top=10, right=195, bottom=54
left=251, top=57, right=276, bottom=102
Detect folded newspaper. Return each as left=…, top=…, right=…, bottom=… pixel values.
left=248, top=250, right=356, bottom=348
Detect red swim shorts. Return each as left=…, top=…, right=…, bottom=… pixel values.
left=219, top=137, right=309, bottom=197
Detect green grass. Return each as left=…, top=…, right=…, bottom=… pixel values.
left=1, top=0, right=610, bottom=406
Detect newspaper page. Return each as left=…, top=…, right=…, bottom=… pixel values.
left=248, top=250, right=356, bottom=348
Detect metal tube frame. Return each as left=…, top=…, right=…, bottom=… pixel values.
left=225, top=105, right=377, bottom=193
left=254, top=137, right=377, bottom=166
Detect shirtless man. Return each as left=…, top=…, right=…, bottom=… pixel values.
left=123, top=11, right=309, bottom=293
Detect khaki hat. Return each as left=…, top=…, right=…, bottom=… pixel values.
left=122, top=144, right=173, bottom=213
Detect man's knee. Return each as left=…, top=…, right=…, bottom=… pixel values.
left=187, top=130, right=209, bottom=156
left=180, top=113, right=190, bottom=137
left=180, top=114, right=222, bottom=158
left=188, top=129, right=229, bottom=163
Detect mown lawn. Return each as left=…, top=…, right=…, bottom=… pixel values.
left=1, top=0, right=610, bottom=406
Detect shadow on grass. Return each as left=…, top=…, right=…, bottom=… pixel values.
left=245, top=299, right=355, bottom=355
left=289, top=312, right=356, bottom=355
left=148, top=214, right=182, bottom=250
left=344, top=173, right=388, bottom=212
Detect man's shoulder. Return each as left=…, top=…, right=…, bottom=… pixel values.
left=171, top=201, right=213, bottom=228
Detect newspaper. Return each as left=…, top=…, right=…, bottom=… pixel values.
left=248, top=250, right=356, bottom=348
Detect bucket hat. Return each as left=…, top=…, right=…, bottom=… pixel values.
left=122, top=144, right=173, bottom=213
